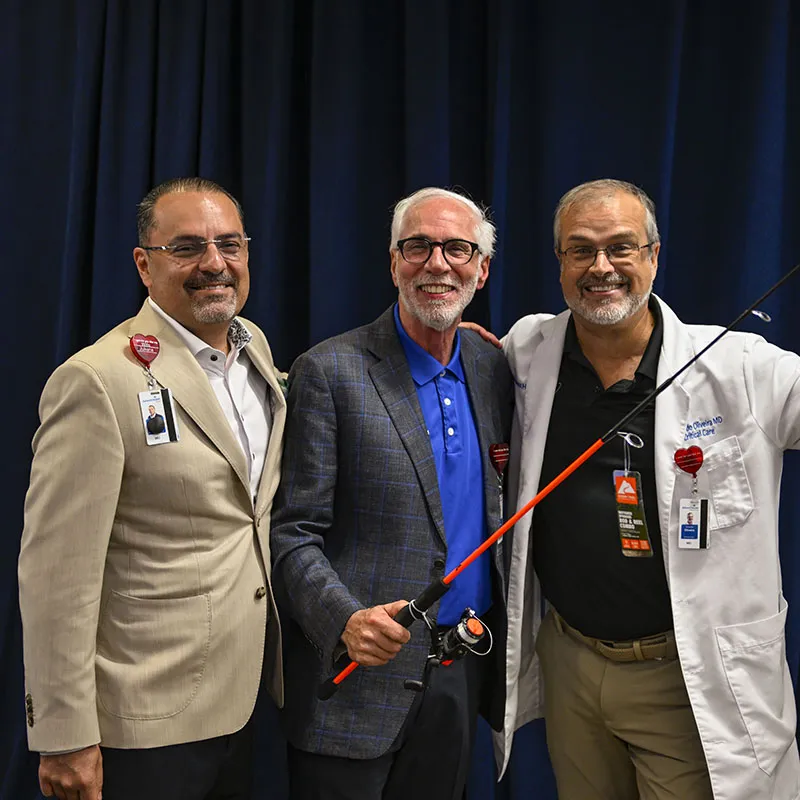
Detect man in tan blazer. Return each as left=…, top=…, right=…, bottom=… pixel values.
left=18, top=177, right=285, bottom=800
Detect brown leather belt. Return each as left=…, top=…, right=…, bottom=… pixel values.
left=553, top=611, right=677, bottom=663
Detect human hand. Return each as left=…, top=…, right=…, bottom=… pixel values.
left=40, top=745, right=103, bottom=800
left=459, top=321, right=501, bottom=349
left=341, top=600, right=412, bottom=666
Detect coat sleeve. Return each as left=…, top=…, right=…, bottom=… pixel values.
left=270, top=352, right=364, bottom=668
left=745, top=337, right=800, bottom=450
left=19, top=359, right=124, bottom=752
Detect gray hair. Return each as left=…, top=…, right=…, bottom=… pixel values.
left=553, top=179, right=660, bottom=250
left=390, top=187, right=496, bottom=258
left=137, top=177, right=245, bottom=245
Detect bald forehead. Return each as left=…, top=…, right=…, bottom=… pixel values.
left=149, top=191, right=243, bottom=240
left=559, top=191, right=648, bottom=240
left=562, top=189, right=645, bottom=218
left=152, top=191, right=236, bottom=222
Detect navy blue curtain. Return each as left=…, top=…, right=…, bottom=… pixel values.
left=3, top=1, right=799, bottom=798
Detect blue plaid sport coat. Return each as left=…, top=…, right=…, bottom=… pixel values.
left=270, top=306, right=514, bottom=759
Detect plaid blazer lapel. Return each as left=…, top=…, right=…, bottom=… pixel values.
left=367, top=309, right=447, bottom=548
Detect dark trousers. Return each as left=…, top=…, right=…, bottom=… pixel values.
left=100, top=718, right=255, bottom=800
left=288, top=653, right=483, bottom=800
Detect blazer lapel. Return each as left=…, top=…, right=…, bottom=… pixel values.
left=368, top=309, right=447, bottom=548
left=126, top=302, right=251, bottom=497
left=246, top=339, right=287, bottom=517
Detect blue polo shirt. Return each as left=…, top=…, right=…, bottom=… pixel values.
left=394, top=305, right=490, bottom=626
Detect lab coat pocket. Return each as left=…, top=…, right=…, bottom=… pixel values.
left=716, top=598, right=796, bottom=775
left=704, top=435, right=754, bottom=529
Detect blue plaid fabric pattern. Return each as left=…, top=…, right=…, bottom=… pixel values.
left=270, top=307, right=513, bottom=759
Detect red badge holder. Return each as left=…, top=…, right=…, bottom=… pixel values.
left=674, top=446, right=708, bottom=549
left=489, top=443, right=510, bottom=518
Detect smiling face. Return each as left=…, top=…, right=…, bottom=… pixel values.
left=557, top=191, right=659, bottom=327
left=390, top=196, right=489, bottom=335
left=133, top=191, right=250, bottom=340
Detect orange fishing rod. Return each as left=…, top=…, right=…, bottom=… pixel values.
left=318, top=262, right=800, bottom=700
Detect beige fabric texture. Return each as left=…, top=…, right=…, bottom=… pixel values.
left=19, top=301, right=285, bottom=752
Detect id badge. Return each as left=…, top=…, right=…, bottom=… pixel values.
left=613, top=470, right=653, bottom=558
left=678, top=497, right=709, bottom=549
left=139, top=388, right=180, bottom=445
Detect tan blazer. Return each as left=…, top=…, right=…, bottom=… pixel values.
left=19, top=301, right=285, bottom=752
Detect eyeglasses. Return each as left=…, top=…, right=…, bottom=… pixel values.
left=558, top=242, right=655, bottom=268
left=142, top=237, right=251, bottom=262
left=396, top=237, right=480, bottom=266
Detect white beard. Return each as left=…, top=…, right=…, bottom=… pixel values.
left=567, top=273, right=652, bottom=326
left=397, top=268, right=481, bottom=332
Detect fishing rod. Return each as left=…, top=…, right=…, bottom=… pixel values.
left=318, top=261, right=800, bottom=700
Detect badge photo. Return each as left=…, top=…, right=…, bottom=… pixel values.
left=678, top=497, right=709, bottom=549
left=139, top=388, right=180, bottom=445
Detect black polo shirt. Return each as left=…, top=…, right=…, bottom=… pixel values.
left=532, top=299, right=672, bottom=641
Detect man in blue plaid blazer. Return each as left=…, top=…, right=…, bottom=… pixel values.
left=271, top=187, right=514, bottom=799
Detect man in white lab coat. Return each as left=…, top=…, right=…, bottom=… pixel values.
left=497, top=179, right=800, bottom=799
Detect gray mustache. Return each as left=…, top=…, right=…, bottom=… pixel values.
left=577, top=275, right=629, bottom=290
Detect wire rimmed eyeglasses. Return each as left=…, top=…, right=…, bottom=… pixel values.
left=558, top=242, right=656, bottom=268
left=142, top=237, right=251, bottom=262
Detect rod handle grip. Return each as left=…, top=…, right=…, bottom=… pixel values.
left=317, top=578, right=451, bottom=700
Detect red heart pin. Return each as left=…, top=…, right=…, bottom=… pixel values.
left=674, top=446, right=704, bottom=476
left=489, top=443, right=510, bottom=477
left=130, top=334, right=160, bottom=367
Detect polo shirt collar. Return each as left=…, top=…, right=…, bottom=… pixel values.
left=563, top=294, right=663, bottom=382
left=393, top=303, right=465, bottom=386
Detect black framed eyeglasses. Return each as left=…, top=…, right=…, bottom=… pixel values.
left=397, top=237, right=480, bottom=266
left=142, top=236, right=251, bottom=262
left=558, top=241, right=655, bottom=268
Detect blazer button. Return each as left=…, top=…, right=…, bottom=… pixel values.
left=254, top=586, right=267, bottom=600
left=432, top=558, right=446, bottom=577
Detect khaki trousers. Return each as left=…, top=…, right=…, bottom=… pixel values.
left=536, top=610, right=714, bottom=800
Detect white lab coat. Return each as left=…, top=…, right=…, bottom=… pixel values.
left=496, top=296, right=800, bottom=799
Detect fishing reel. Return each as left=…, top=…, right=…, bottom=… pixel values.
left=403, top=607, right=492, bottom=692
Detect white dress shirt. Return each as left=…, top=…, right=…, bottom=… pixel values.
left=149, top=298, right=272, bottom=502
